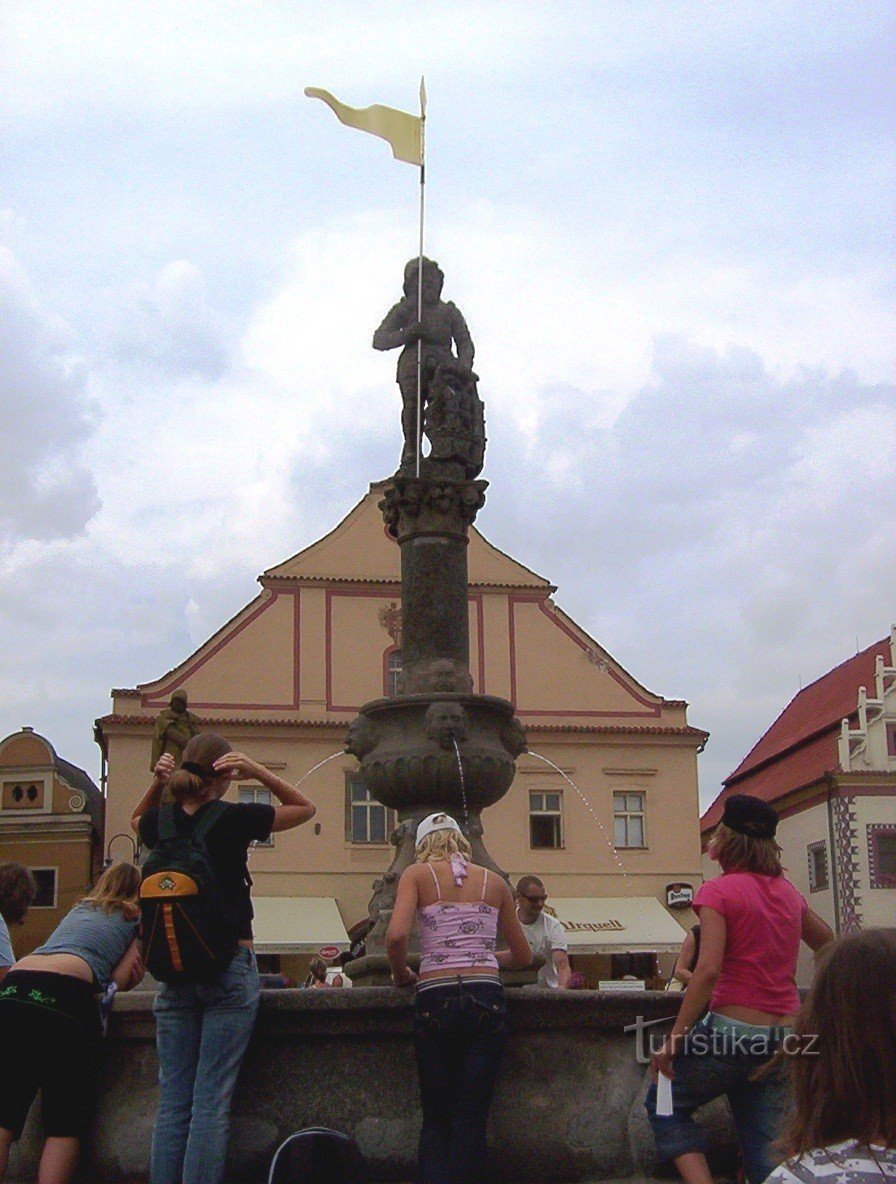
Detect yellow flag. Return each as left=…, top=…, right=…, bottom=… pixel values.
left=304, top=87, right=423, bottom=166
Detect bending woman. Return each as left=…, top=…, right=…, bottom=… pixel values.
left=131, top=731, right=316, bottom=1184
left=765, top=927, right=895, bottom=1183
left=0, top=861, right=144, bottom=1184
left=645, top=794, right=833, bottom=1184
left=387, top=812, right=532, bottom=1184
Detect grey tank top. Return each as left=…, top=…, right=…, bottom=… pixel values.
left=34, top=902, right=138, bottom=989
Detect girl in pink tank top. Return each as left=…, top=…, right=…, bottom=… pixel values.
left=387, top=812, right=531, bottom=1183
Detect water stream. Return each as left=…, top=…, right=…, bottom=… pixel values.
left=296, top=749, right=345, bottom=786
left=451, top=737, right=470, bottom=832
left=525, top=749, right=645, bottom=922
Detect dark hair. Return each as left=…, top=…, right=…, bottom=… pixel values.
left=515, top=874, right=544, bottom=897
left=309, top=957, right=327, bottom=982
left=783, top=928, right=896, bottom=1154
left=0, top=863, right=37, bottom=924
left=168, top=733, right=232, bottom=803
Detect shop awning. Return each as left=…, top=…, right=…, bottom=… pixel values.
left=549, top=897, right=687, bottom=954
left=251, top=897, right=350, bottom=955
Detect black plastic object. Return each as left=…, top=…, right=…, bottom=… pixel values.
left=267, top=1127, right=368, bottom=1184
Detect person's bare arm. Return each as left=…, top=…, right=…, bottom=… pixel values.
left=130, top=754, right=175, bottom=832
left=112, top=939, right=145, bottom=992
left=651, top=907, right=726, bottom=1080
left=386, top=866, right=419, bottom=986
left=553, top=948, right=572, bottom=989
left=672, top=929, right=697, bottom=986
left=213, top=753, right=316, bottom=832
left=801, top=908, right=834, bottom=952
left=495, top=882, right=533, bottom=969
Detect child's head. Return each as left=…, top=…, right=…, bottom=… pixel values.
left=708, top=795, right=782, bottom=876
left=785, top=927, right=896, bottom=1154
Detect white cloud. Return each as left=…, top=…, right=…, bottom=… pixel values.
left=0, top=245, right=100, bottom=542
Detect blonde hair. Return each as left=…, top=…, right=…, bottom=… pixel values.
left=82, top=861, right=141, bottom=920
left=415, top=828, right=473, bottom=864
left=708, top=822, right=783, bottom=877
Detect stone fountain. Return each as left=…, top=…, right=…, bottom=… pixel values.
left=344, top=256, right=527, bottom=977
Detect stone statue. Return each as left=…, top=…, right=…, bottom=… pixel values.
left=150, top=691, right=201, bottom=771
left=424, top=701, right=469, bottom=749
left=373, top=257, right=480, bottom=474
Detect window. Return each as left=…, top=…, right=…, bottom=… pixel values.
left=2, top=780, right=44, bottom=810
left=807, top=840, right=829, bottom=892
left=31, top=868, right=57, bottom=908
left=868, top=825, right=896, bottom=889
left=529, top=791, right=563, bottom=849
left=386, top=649, right=403, bottom=697
left=613, top=792, right=645, bottom=848
left=346, top=775, right=395, bottom=844
left=238, top=786, right=274, bottom=847
left=887, top=722, right=896, bottom=758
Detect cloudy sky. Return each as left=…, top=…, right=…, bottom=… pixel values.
left=2, top=2, right=894, bottom=810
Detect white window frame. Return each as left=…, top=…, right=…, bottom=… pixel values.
left=238, top=785, right=274, bottom=847
left=346, top=775, right=395, bottom=845
left=613, top=791, right=646, bottom=849
left=528, top=790, right=564, bottom=849
left=30, top=867, right=58, bottom=908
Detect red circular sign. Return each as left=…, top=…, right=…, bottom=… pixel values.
left=318, top=945, right=341, bottom=960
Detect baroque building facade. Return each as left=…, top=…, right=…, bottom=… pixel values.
left=97, top=486, right=706, bottom=983
left=0, top=726, right=103, bottom=955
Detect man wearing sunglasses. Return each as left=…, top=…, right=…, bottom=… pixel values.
left=515, top=875, right=571, bottom=989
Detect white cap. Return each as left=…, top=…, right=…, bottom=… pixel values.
left=415, top=812, right=462, bottom=846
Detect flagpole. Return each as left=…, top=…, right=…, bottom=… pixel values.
left=415, top=77, right=427, bottom=479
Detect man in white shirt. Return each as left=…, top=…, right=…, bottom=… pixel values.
left=515, top=875, right=571, bottom=989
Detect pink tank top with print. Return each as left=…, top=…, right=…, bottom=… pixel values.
left=418, top=864, right=499, bottom=976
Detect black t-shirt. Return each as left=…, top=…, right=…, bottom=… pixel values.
left=138, top=800, right=275, bottom=939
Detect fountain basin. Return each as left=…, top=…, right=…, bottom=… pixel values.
left=351, top=692, right=524, bottom=813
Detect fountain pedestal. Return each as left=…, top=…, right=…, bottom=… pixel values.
left=344, top=474, right=526, bottom=974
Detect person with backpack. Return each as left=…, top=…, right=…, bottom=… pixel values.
left=0, top=861, right=144, bottom=1184
left=130, top=731, right=316, bottom=1184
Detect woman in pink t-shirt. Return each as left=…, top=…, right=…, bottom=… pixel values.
left=645, top=794, right=833, bottom=1184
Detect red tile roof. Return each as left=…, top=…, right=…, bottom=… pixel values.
left=701, top=637, right=889, bottom=833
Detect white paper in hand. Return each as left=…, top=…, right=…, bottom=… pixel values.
left=656, top=1071, right=674, bottom=1117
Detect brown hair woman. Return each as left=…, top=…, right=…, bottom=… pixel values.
left=765, top=928, right=896, bottom=1183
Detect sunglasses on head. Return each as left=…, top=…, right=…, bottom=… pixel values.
left=522, top=893, right=547, bottom=903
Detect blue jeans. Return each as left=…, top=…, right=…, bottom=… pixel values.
left=413, top=977, right=507, bottom=1184
left=644, top=1012, right=791, bottom=1184
left=151, top=947, right=260, bottom=1184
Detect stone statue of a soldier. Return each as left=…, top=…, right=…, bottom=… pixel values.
left=150, top=691, right=201, bottom=771
left=373, top=257, right=476, bottom=472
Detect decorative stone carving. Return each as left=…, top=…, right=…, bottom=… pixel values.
left=379, top=476, right=487, bottom=543
left=344, top=714, right=378, bottom=760
left=500, top=716, right=528, bottom=758
left=424, top=701, right=468, bottom=749
left=405, top=658, right=473, bottom=695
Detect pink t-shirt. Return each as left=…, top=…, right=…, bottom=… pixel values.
left=694, top=871, right=808, bottom=1015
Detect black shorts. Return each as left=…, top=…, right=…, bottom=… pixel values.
left=0, top=970, right=103, bottom=1139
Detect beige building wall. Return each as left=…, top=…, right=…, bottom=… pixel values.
left=0, top=728, right=101, bottom=955
left=98, top=488, right=706, bottom=951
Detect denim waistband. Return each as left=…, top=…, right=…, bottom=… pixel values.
left=707, top=1012, right=792, bottom=1041
left=416, top=974, right=502, bottom=996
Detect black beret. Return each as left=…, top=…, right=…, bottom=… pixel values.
left=721, top=794, right=778, bottom=839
